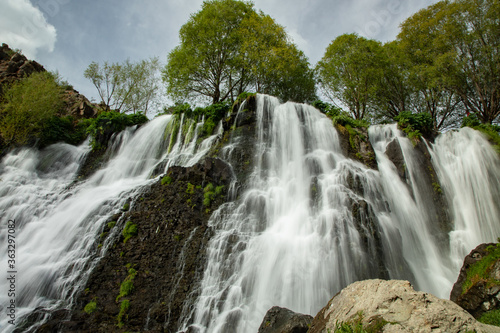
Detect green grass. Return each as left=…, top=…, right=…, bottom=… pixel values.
left=479, top=309, right=500, bottom=326
left=462, top=242, right=500, bottom=294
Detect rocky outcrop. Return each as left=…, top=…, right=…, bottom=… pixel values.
left=32, top=157, right=233, bottom=332
left=336, top=124, right=377, bottom=170
left=0, top=43, right=45, bottom=97
left=308, top=279, right=500, bottom=333
left=258, top=306, right=313, bottom=333
left=0, top=43, right=96, bottom=119
left=451, top=243, right=500, bottom=319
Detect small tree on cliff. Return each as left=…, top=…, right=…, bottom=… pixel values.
left=84, top=58, right=161, bottom=115
left=163, top=0, right=316, bottom=104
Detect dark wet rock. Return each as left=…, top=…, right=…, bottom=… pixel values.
left=335, top=124, right=377, bottom=170
left=36, top=157, right=233, bottom=332
left=257, top=306, right=313, bottom=333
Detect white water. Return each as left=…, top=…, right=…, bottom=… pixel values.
left=182, top=95, right=500, bottom=333
left=0, top=114, right=218, bottom=331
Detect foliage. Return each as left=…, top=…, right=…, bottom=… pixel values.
left=332, top=114, right=369, bottom=129
left=0, top=71, right=64, bottom=146
left=394, top=111, right=434, bottom=141
left=86, top=111, right=148, bottom=150
left=84, top=58, right=161, bottom=115
left=479, top=309, right=500, bottom=327
left=398, top=0, right=500, bottom=125
left=84, top=299, right=97, bottom=314
left=122, top=221, right=138, bottom=243
left=163, top=0, right=316, bottom=104
left=116, top=268, right=137, bottom=302
left=462, top=241, right=500, bottom=294
left=316, top=34, right=385, bottom=120
left=38, top=116, right=89, bottom=147
left=312, top=100, right=342, bottom=118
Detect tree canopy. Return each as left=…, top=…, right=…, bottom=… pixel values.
left=316, top=34, right=385, bottom=120
left=163, top=0, right=316, bottom=104
left=84, top=58, right=161, bottom=115
left=316, top=0, right=499, bottom=129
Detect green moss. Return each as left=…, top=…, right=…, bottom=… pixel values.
left=186, top=183, right=195, bottom=195
left=122, top=203, right=130, bottom=211
left=116, top=268, right=137, bottom=302
left=462, top=241, right=500, bottom=294
left=84, top=299, right=97, bottom=314
left=117, top=299, right=130, bottom=328
left=161, top=175, right=172, bottom=185
left=332, top=312, right=389, bottom=333
left=107, top=221, right=116, bottom=229
left=122, top=221, right=138, bottom=243
left=479, top=309, right=500, bottom=326
left=432, top=182, right=442, bottom=194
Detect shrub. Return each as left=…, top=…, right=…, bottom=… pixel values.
left=86, top=111, right=148, bottom=150
left=0, top=71, right=64, bottom=146
left=394, top=111, right=433, bottom=140
left=312, top=100, right=342, bottom=118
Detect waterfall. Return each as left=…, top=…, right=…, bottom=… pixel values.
left=0, top=114, right=217, bottom=331
left=181, top=95, right=500, bottom=333
left=1, top=95, right=499, bottom=332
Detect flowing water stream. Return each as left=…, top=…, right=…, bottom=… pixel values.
left=0, top=95, right=499, bottom=332
left=0, top=114, right=216, bottom=331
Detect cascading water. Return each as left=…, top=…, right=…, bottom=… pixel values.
left=181, top=95, right=500, bottom=333
left=0, top=94, right=498, bottom=332
left=0, top=114, right=217, bottom=331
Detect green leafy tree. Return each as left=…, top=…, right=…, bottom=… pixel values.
left=0, top=71, right=64, bottom=146
left=163, top=0, right=316, bottom=104
left=398, top=0, right=500, bottom=124
left=316, top=34, right=385, bottom=120
left=84, top=58, right=161, bottom=115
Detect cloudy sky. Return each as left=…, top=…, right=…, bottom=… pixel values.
left=0, top=0, right=439, bottom=106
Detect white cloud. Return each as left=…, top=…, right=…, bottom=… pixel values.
left=0, top=0, right=57, bottom=59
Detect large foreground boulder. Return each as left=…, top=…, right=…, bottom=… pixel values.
left=308, top=279, right=500, bottom=333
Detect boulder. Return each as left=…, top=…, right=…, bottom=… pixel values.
left=451, top=243, right=500, bottom=319
left=308, top=279, right=500, bottom=333
left=257, top=306, right=313, bottom=333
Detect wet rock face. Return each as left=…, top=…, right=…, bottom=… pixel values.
left=335, top=124, right=377, bottom=170
left=451, top=243, right=500, bottom=319
left=37, top=157, right=233, bottom=332
left=308, top=279, right=500, bottom=333
left=257, top=306, right=313, bottom=333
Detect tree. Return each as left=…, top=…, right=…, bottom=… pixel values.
left=84, top=58, right=161, bottom=115
left=398, top=0, right=500, bottom=124
left=371, top=41, right=415, bottom=122
left=316, top=34, right=384, bottom=120
left=163, top=0, right=316, bottom=104
left=0, top=71, right=64, bottom=145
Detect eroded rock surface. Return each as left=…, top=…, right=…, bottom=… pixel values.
left=308, top=279, right=500, bottom=333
